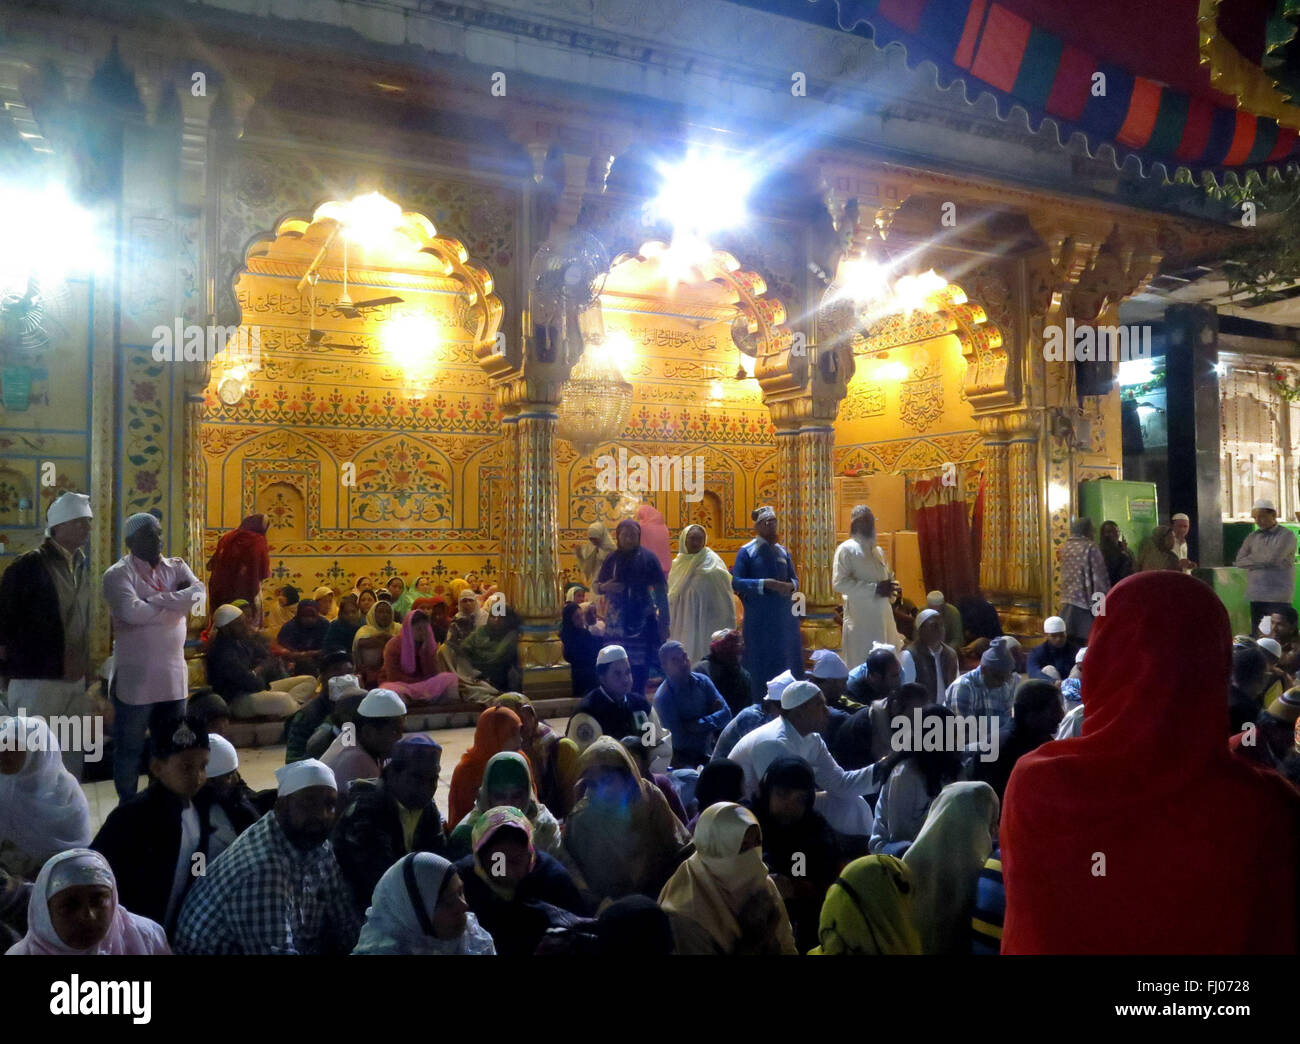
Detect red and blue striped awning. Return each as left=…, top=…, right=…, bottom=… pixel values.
left=825, top=0, right=1300, bottom=184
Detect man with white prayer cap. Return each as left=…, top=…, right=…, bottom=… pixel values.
left=0, top=490, right=95, bottom=778
left=705, top=667, right=794, bottom=764
left=194, top=733, right=262, bottom=864
left=926, top=589, right=965, bottom=647
left=101, top=510, right=205, bottom=800
left=319, top=687, right=407, bottom=797
left=898, top=607, right=959, bottom=705
left=575, top=643, right=656, bottom=741
left=1170, top=513, right=1195, bottom=572
left=832, top=505, right=901, bottom=670
left=726, top=678, right=882, bottom=838
left=1235, top=498, right=1298, bottom=632
left=174, top=758, right=362, bottom=955
left=1025, top=615, right=1081, bottom=682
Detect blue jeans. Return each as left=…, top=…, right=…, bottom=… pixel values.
left=111, top=696, right=170, bottom=800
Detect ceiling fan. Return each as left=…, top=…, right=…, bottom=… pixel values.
left=334, top=236, right=403, bottom=318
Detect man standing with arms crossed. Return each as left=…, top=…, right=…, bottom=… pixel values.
left=1235, top=498, right=1297, bottom=633
left=102, top=512, right=205, bottom=799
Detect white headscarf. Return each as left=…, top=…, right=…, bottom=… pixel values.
left=6, top=849, right=170, bottom=955
left=902, top=781, right=1000, bottom=955
left=0, top=718, right=91, bottom=869
left=352, top=852, right=495, bottom=955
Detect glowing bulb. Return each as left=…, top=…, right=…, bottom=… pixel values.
left=597, top=329, right=637, bottom=375
left=834, top=255, right=892, bottom=306
left=708, top=380, right=725, bottom=402
left=381, top=312, right=441, bottom=385
left=652, top=151, right=752, bottom=237
left=875, top=361, right=908, bottom=382
left=0, top=181, right=98, bottom=291
left=341, top=191, right=403, bottom=248
left=1048, top=482, right=1071, bottom=514
left=661, top=232, right=712, bottom=287
left=1212, top=362, right=1227, bottom=377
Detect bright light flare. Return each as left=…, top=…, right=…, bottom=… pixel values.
left=874, top=360, right=908, bottom=382
left=652, top=151, right=752, bottom=238
left=1048, top=482, right=1071, bottom=514
left=591, top=329, right=638, bottom=375
left=0, top=181, right=99, bottom=292
left=382, top=312, right=441, bottom=390
left=319, top=191, right=405, bottom=249
left=1117, top=358, right=1157, bottom=387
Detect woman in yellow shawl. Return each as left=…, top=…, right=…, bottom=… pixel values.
left=658, top=802, right=797, bottom=955
left=351, top=601, right=401, bottom=688
left=667, top=525, right=737, bottom=663
left=809, top=854, right=922, bottom=955
left=560, top=737, right=691, bottom=908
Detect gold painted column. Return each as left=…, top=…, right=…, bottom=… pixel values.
left=976, top=416, right=1009, bottom=597
left=795, top=423, right=840, bottom=651
left=1003, top=413, right=1044, bottom=631
left=773, top=420, right=801, bottom=574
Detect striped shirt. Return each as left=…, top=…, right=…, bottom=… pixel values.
left=970, top=847, right=1005, bottom=955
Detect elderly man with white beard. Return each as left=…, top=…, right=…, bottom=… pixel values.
left=832, top=505, right=901, bottom=669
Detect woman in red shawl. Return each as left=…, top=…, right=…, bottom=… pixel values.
left=377, top=608, right=458, bottom=706
left=449, top=707, right=526, bottom=827
left=207, top=515, right=271, bottom=627
left=1001, top=570, right=1300, bottom=954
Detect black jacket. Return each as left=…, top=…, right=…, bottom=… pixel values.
left=91, top=782, right=212, bottom=933
left=454, top=851, right=587, bottom=956
left=332, top=779, right=446, bottom=913
left=0, top=541, right=74, bottom=679
left=205, top=631, right=268, bottom=699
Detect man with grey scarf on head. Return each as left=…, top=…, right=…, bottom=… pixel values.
left=1057, top=517, right=1110, bottom=644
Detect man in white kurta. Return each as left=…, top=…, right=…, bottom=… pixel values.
left=728, top=680, right=881, bottom=837
left=667, top=524, right=737, bottom=662
left=832, top=505, right=901, bottom=670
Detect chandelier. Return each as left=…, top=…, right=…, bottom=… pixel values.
left=556, top=321, right=634, bottom=457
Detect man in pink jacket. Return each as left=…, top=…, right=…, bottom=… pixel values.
left=102, top=512, right=205, bottom=799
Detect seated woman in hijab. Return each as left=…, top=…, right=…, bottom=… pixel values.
left=0, top=717, right=92, bottom=880
left=377, top=608, right=459, bottom=705
left=461, top=603, right=523, bottom=694
left=350, top=600, right=400, bottom=690
left=385, top=576, right=416, bottom=622
left=560, top=737, right=692, bottom=908
left=561, top=601, right=603, bottom=700
left=446, top=751, right=561, bottom=860
left=454, top=806, right=587, bottom=956
left=902, top=780, right=999, bottom=955
left=352, top=852, right=494, bottom=955
left=272, top=600, right=331, bottom=675
left=7, top=849, right=170, bottom=955
left=448, top=708, right=525, bottom=828
left=491, top=693, right=580, bottom=818
left=356, top=588, right=377, bottom=618
left=748, top=756, right=842, bottom=954
left=658, top=802, right=797, bottom=955
left=424, top=596, right=451, bottom=644
left=687, top=758, right=746, bottom=832
left=869, top=704, right=966, bottom=857
left=809, top=854, right=922, bottom=955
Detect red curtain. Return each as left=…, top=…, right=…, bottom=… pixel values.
left=912, top=474, right=979, bottom=603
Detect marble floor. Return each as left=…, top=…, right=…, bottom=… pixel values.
left=81, top=719, right=570, bottom=833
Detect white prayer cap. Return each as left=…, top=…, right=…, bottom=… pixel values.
left=358, top=688, right=406, bottom=718
left=809, top=649, right=849, bottom=679
left=710, top=629, right=732, bottom=643
left=123, top=512, right=160, bottom=540
left=1259, top=637, right=1283, bottom=659
left=46, top=491, right=92, bottom=533
left=1075, top=647, right=1087, bottom=664
left=914, top=608, right=941, bottom=629
left=1253, top=498, right=1277, bottom=513
left=869, top=642, right=898, bottom=657
left=1043, top=616, right=1067, bottom=634
left=1041, top=665, right=1061, bottom=682
left=926, top=591, right=945, bottom=608
left=1171, top=513, right=1190, bottom=523
left=780, top=680, right=822, bottom=710
left=274, top=758, right=336, bottom=796
left=1001, top=636, right=1021, bottom=650
left=206, top=734, right=239, bottom=777
left=328, top=674, right=365, bottom=702
left=213, top=604, right=243, bottom=629
left=766, top=669, right=795, bottom=702
left=596, top=644, right=629, bottom=667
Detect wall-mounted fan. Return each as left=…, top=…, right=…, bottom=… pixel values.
left=528, top=230, right=608, bottom=363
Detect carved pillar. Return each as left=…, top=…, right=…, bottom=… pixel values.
left=794, top=423, right=841, bottom=651
left=1003, top=412, right=1044, bottom=630
left=773, top=421, right=801, bottom=570
left=977, top=416, right=1010, bottom=595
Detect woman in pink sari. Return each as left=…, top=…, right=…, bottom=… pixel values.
left=636, top=504, right=673, bottom=577
left=7, top=849, right=169, bottom=955
left=378, top=608, right=459, bottom=705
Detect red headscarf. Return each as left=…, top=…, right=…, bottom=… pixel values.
left=448, top=707, right=528, bottom=827
left=206, top=514, right=271, bottom=607
left=1001, top=571, right=1300, bottom=954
